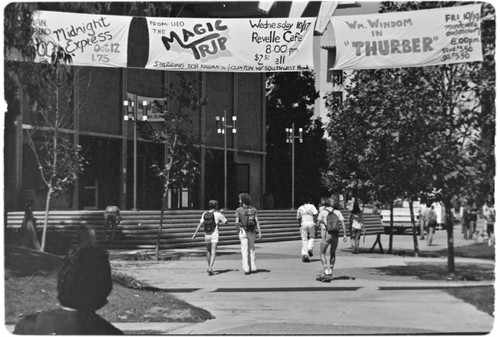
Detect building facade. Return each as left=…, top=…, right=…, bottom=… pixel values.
left=4, top=3, right=269, bottom=212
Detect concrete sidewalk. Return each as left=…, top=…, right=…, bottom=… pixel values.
left=110, top=228, right=495, bottom=335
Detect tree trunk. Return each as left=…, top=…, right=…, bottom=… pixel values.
left=444, top=197, right=455, bottom=274
left=41, top=189, right=52, bottom=252
left=409, top=198, right=420, bottom=257
left=388, top=203, right=394, bottom=253
left=156, top=188, right=168, bottom=261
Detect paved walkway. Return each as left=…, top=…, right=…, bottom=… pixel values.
left=109, top=227, right=495, bottom=335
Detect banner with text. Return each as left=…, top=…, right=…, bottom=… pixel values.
left=330, top=5, right=483, bottom=70
left=33, top=11, right=132, bottom=67
left=145, top=17, right=315, bottom=72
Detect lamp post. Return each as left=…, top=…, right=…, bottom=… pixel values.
left=123, top=97, right=149, bottom=211
left=286, top=123, right=303, bottom=209
left=216, top=110, right=236, bottom=209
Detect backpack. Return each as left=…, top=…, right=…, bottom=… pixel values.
left=242, top=207, right=257, bottom=231
left=428, top=210, right=437, bottom=223
left=325, top=209, right=341, bottom=232
left=203, top=211, right=216, bottom=232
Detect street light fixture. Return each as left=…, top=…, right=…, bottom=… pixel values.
left=286, top=123, right=303, bottom=209
left=123, top=97, right=149, bottom=211
left=216, top=110, right=237, bottom=209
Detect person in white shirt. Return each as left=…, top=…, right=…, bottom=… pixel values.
left=297, top=197, right=318, bottom=262
left=192, top=200, right=227, bottom=276
left=349, top=202, right=365, bottom=253
left=316, top=201, right=347, bottom=277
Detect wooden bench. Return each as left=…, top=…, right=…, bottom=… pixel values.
left=380, top=211, right=421, bottom=235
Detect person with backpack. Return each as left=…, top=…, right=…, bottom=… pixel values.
left=235, top=193, right=262, bottom=275
left=427, top=204, right=438, bottom=245
left=348, top=202, right=365, bottom=254
left=316, top=200, right=347, bottom=278
left=192, top=200, right=227, bottom=276
left=297, top=197, right=319, bottom=262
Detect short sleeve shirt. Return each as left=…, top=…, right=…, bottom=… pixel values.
left=235, top=206, right=257, bottom=228
left=297, top=204, right=318, bottom=225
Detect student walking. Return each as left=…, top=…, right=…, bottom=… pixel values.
left=316, top=201, right=347, bottom=278
left=463, top=199, right=477, bottom=240
left=192, top=200, right=227, bottom=276
left=483, top=202, right=495, bottom=246
left=427, top=205, right=438, bottom=245
left=297, top=197, right=319, bottom=262
left=348, top=202, right=365, bottom=254
left=235, top=193, right=262, bottom=275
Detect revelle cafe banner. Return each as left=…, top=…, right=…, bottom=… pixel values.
left=330, top=4, right=483, bottom=70
left=32, top=11, right=132, bottom=67
left=145, top=17, right=315, bottom=72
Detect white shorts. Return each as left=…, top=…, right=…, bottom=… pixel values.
left=205, top=231, right=219, bottom=244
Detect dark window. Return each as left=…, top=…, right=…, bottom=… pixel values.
left=332, top=91, right=343, bottom=105
left=330, top=70, right=343, bottom=84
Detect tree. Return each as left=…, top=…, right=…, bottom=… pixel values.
left=265, top=72, right=326, bottom=208
left=23, top=62, right=87, bottom=251
left=5, top=4, right=87, bottom=251
left=324, top=1, right=495, bottom=272
left=140, top=74, right=204, bottom=260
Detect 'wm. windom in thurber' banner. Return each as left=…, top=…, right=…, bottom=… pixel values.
left=330, top=4, right=483, bottom=70
left=145, top=17, right=315, bottom=72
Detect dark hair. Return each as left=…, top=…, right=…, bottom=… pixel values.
left=208, top=200, right=219, bottom=209
left=57, top=244, right=112, bottom=311
left=352, top=202, right=362, bottom=214
left=333, top=202, right=341, bottom=210
left=239, top=193, right=251, bottom=206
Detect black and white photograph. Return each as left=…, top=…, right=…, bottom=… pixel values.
left=2, top=0, right=496, bottom=335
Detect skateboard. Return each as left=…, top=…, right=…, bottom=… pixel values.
left=316, top=273, right=334, bottom=282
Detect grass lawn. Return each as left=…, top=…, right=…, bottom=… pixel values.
left=4, top=241, right=495, bottom=326
left=3, top=245, right=213, bottom=325
left=372, top=242, right=495, bottom=317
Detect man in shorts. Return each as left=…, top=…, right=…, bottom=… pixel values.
left=316, top=201, right=347, bottom=277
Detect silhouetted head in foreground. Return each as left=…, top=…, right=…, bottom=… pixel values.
left=57, top=244, right=113, bottom=311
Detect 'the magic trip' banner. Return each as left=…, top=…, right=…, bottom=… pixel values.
left=145, top=17, right=315, bottom=72
left=330, top=5, right=483, bottom=70
left=33, top=11, right=132, bottom=68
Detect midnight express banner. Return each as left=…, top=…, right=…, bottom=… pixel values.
left=145, top=17, right=315, bottom=72
left=330, top=4, right=483, bottom=70
left=32, top=11, right=132, bottom=67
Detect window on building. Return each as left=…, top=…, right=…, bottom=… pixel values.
left=330, top=70, right=343, bottom=84
left=326, top=49, right=343, bottom=84
left=326, top=49, right=335, bottom=83
left=332, top=91, right=343, bottom=106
